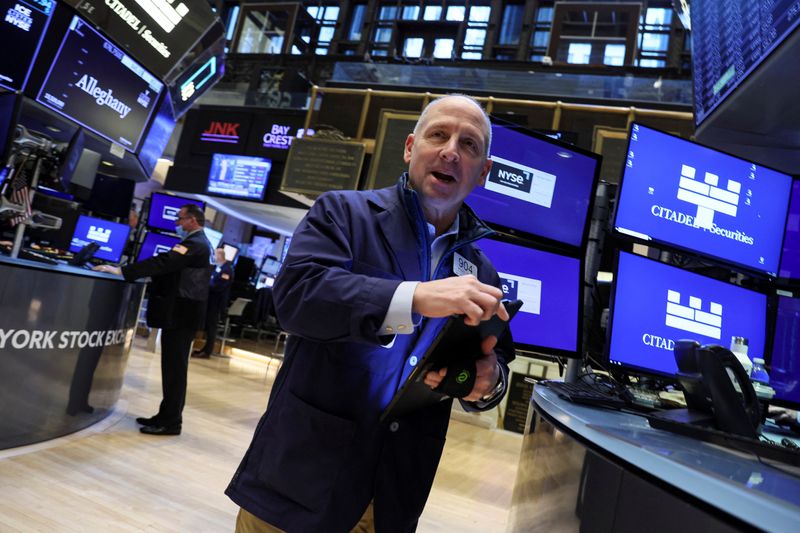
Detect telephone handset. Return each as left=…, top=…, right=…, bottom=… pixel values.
left=674, top=340, right=761, bottom=439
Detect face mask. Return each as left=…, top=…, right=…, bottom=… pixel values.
left=175, top=225, right=188, bottom=238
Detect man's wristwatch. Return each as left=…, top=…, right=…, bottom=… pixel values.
left=480, top=365, right=505, bottom=402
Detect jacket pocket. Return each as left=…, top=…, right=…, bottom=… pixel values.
left=257, top=391, right=357, bottom=512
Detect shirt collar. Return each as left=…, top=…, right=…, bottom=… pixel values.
left=426, top=214, right=459, bottom=241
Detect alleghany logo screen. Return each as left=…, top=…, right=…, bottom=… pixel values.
left=614, top=124, right=792, bottom=275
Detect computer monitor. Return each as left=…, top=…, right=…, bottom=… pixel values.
left=477, top=237, right=582, bottom=356
left=27, top=192, right=80, bottom=250
left=207, top=153, right=271, bottom=200
left=769, top=296, right=800, bottom=409
left=607, top=251, right=768, bottom=377
left=69, top=214, right=129, bottom=263
left=280, top=236, right=292, bottom=263
left=256, top=274, right=275, bottom=289
left=203, top=227, right=223, bottom=249
left=147, top=192, right=205, bottom=232
left=57, top=128, right=85, bottom=190
left=137, top=231, right=180, bottom=262
left=85, top=175, right=135, bottom=219
left=779, top=179, right=800, bottom=280
left=36, top=15, right=164, bottom=152
left=222, top=242, right=239, bottom=262
left=0, top=0, right=54, bottom=91
left=614, top=123, right=793, bottom=276
left=466, top=120, right=600, bottom=248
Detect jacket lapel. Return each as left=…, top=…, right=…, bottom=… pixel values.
left=370, top=193, right=423, bottom=282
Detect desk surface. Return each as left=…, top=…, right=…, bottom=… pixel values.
left=533, top=385, right=800, bottom=532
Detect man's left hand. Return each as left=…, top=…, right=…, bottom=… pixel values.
left=423, top=335, right=501, bottom=401
left=93, top=265, right=122, bottom=276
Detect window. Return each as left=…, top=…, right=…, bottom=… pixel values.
left=567, top=42, right=591, bottom=64
left=305, top=4, right=339, bottom=54
left=548, top=3, right=639, bottom=66
left=530, top=3, right=554, bottom=61
left=348, top=3, right=366, bottom=40
left=498, top=4, right=524, bottom=46
left=461, top=2, right=491, bottom=59
left=604, top=43, right=625, bottom=66
left=637, top=6, right=673, bottom=68
left=424, top=5, right=442, bottom=20
left=402, top=5, right=420, bottom=19
left=433, top=38, right=454, bottom=58
left=446, top=5, right=465, bottom=21
left=403, top=37, right=424, bottom=57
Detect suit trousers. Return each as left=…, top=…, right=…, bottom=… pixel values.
left=235, top=502, right=375, bottom=533
left=158, top=326, right=196, bottom=426
left=202, top=292, right=224, bottom=354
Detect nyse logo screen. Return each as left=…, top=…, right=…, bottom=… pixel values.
left=485, top=156, right=556, bottom=208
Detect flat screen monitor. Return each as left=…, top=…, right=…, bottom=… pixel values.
left=770, top=296, right=800, bottom=408
left=147, top=191, right=204, bottom=232
left=36, top=15, right=164, bottom=152
left=69, top=214, right=129, bottom=263
left=614, top=123, right=792, bottom=276
left=779, top=179, right=800, bottom=279
left=607, top=251, right=767, bottom=377
left=222, top=242, right=239, bottom=262
left=0, top=91, right=22, bottom=163
left=86, top=175, right=135, bottom=219
left=203, top=227, right=223, bottom=249
left=57, top=128, right=85, bottom=189
left=207, top=153, right=271, bottom=200
left=0, top=0, right=54, bottom=91
left=137, top=231, right=180, bottom=262
left=137, top=92, right=176, bottom=179
left=477, top=237, right=582, bottom=356
left=280, top=236, right=292, bottom=263
left=256, top=274, right=275, bottom=289
left=27, top=191, right=79, bottom=250
left=466, top=121, right=600, bottom=248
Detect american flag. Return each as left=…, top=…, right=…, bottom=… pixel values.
left=8, top=159, right=31, bottom=227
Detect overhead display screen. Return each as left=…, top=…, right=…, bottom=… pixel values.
left=779, top=180, right=800, bottom=279
left=36, top=15, right=164, bottom=152
left=478, top=238, right=581, bottom=355
left=207, top=154, right=271, bottom=200
left=608, top=252, right=767, bottom=377
left=64, top=0, right=218, bottom=81
left=0, top=0, right=54, bottom=91
left=614, top=123, right=792, bottom=276
left=692, top=0, right=800, bottom=125
left=466, top=122, right=599, bottom=248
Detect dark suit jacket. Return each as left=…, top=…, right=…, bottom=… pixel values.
left=226, top=176, right=515, bottom=532
left=123, top=229, right=212, bottom=330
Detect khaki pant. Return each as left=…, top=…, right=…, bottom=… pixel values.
left=235, top=502, right=375, bottom=533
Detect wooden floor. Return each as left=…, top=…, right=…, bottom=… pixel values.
left=0, top=338, right=522, bottom=532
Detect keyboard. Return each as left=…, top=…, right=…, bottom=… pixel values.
left=542, top=380, right=629, bottom=409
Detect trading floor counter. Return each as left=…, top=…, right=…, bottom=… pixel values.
left=0, top=256, right=144, bottom=449
left=508, top=385, right=800, bottom=532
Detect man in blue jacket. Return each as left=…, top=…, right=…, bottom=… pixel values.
left=227, top=95, right=515, bottom=532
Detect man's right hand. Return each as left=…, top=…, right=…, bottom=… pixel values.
left=412, top=276, right=509, bottom=326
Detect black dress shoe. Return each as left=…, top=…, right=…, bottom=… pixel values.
left=192, top=351, right=211, bottom=359
left=140, top=424, right=181, bottom=436
left=135, top=415, right=161, bottom=426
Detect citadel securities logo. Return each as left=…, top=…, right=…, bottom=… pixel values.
left=498, top=272, right=541, bottom=315
left=97, top=0, right=189, bottom=58
left=162, top=205, right=179, bottom=221
left=664, top=289, right=722, bottom=340
left=676, top=164, right=741, bottom=230
left=200, top=121, right=241, bottom=144
left=486, top=155, right=556, bottom=208
left=87, top=225, right=112, bottom=243
left=154, top=244, right=171, bottom=255
left=75, top=75, right=132, bottom=118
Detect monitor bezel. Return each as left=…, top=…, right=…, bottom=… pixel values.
left=205, top=152, right=271, bottom=202
left=69, top=213, right=129, bottom=263
left=604, top=249, right=770, bottom=381
left=480, top=231, right=585, bottom=359
left=471, top=116, right=601, bottom=253
left=612, top=122, right=793, bottom=280
left=146, top=191, right=206, bottom=233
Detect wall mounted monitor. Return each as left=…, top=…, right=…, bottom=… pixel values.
left=779, top=180, right=800, bottom=280
left=478, top=237, right=582, bottom=357
left=69, top=214, right=130, bottom=263
left=607, top=251, right=767, bottom=377
left=207, top=153, right=271, bottom=200
left=614, top=123, right=793, bottom=276
left=36, top=16, right=164, bottom=152
left=203, top=226, right=223, bottom=249
left=137, top=91, right=176, bottom=179
left=0, top=0, right=54, bottom=91
left=466, top=120, right=600, bottom=248
left=147, top=191, right=204, bottom=232
left=86, top=175, right=135, bottom=219
left=769, top=296, right=800, bottom=409
left=137, top=231, right=179, bottom=262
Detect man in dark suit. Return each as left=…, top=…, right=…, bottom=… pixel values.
left=226, top=95, right=514, bottom=532
left=193, top=247, right=234, bottom=358
left=95, top=204, right=212, bottom=435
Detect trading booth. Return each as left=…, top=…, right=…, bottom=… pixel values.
left=0, top=0, right=224, bottom=448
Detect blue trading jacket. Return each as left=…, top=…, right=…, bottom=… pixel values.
left=226, top=176, right=515, bottom=532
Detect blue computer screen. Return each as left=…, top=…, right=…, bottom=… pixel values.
left=478, top=238, right=581, bottom=354
left=770, top=296, right=800, bottom=407
left=207, top=154, right=271, bottom=200
left=69, top=215, right=129, bottom=263
left=147, top=192, right=204, bottom=232
left=779, top=180, right=800, bottom=279
left=137, top=232, right=180, bottom=262
left=0, top=0, right=54, bottom=91
left=467, top=123, right=599, bottom=247
left=608, top=251, right=767, bottom=376
left=614, top=124, right=792, bottom=276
